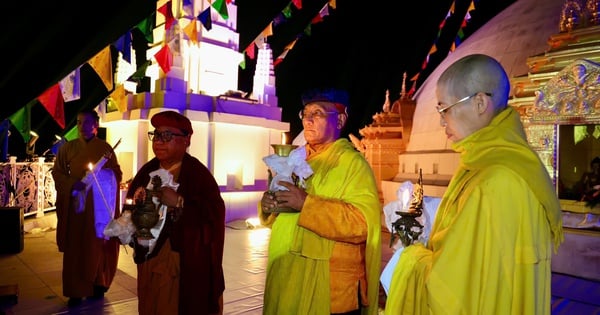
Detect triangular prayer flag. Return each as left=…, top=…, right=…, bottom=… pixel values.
left=198, top=7, right=212, bottom=31
left=254, top=33, right=266, bottom=49
left=182, top=0, right=194, bottom=17
left=428, top=44, right=437, bottom=55
left=88, top=46, right=113, bottom=91
left=114, top=31, right=132, bottom=64
left=136, top=14, right=156, bottom=43
left=468, top=1, right=476, bottom=12
left=158, top=1, right=176, bottom=31
left=311, top=14, right=323, bottom=24
left=245, top=43, right=255, bottom=60
left=276, top=49, right=289, bottom=61
left=450, top=1, right=456, bottom=14
left=292, top=0, right=302, bottom=9
left=303, top=23, right=312, bottom=36
left=319, top=4, right=330, bottom=18
left=273, top=12, right=287, bottom=27
left=239, top=57, right=246, bottom=70
left=408, top=81, right=416, bottom=97
left=282, top=3, right=293, bottom=18
left=410, top=73, right=420, bottom=81
left=285, top=38, right=298, bottom=50
left=59, top=68, right=80, bottom=102
left=273, top=58, right=283, bottom=67
left=37, top=84, right=66, bottom=129
left=262, top=23, right=273, bottom=37
left=328, top=0, right=336, bottom=9
left=127, top=60, right=152, bottom=82
left=154, top=45, right=173, bottom=74
left=64, top=125, right=78, bottom=141
left=8, top=104, right=31, bottom=142
left=212, top=0, right=229, bottom=20
left=108, top=84, right=128, bottom=112
left=183, top=18, right=199, bottom=43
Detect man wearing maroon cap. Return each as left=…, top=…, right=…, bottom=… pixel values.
left=259, top=88, right=382, bottom=315
left=126, top=110, right=226, bottom=315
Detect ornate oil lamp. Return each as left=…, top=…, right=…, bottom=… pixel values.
left=265, top=144, right=299, bottom=213
left=391, top=168, right=425, bottom=247
left=126, top=175, right=162, bottom=240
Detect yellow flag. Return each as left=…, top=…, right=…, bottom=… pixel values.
left=88, top=46, right=113, bottom=91
left=108, top=84, right=128, bottom=113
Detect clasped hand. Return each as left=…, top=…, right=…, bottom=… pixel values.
left=261, top=181, right=307, bottom=212
left=133, top=186, right=180, bottom=209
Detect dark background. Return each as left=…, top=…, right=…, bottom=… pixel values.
left=0, top=0, right=514, bottom=160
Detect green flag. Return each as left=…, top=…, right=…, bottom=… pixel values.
left=7, top=102, right=33, bottom=142
left=64, top=125, right=78, bottom=141
left=136, top=13, right=156, bottom=43
left=212, top=0, right=229, bottom=20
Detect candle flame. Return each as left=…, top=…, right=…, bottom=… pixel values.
left=88, top=163, right=93, bottom=170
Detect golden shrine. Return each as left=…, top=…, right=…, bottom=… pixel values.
left=351, top=74, right=416, bottom=202
left=505, top=2, right=600, bottom=281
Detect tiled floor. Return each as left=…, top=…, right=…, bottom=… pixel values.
left=0, top=212, right=394, bottom=315
left=3, top=212, right=597, bottom=315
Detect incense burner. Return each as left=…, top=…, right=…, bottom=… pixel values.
left=128, top=175, right=162, bottom=240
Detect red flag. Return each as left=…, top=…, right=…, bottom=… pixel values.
left=311, top=14, right=323, bottom=24
left=245, top=43, right=255, bottom=60
left=37, top=84, right=65, bottom=129
left=292, top=0, right=302, bottom=9
left=154, top=45, right=173, bottom=74
left=158, top=0, right=176, bottom=30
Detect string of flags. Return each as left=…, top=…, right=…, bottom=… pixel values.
left=408, top=0, right=478, bottom=97
left=7, top=0, right=476, bottom=136
left=243, top=0, right=335, bottom=69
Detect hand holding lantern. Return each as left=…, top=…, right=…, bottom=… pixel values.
left=263, top=144, right=313, bottom=213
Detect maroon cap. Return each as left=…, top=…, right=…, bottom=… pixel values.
left=151, top=111, right=193, bottom=135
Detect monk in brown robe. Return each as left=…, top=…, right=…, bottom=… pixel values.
left=52, top=109, right=122, bottom=307
left=127, top=110, right=226, bottom=315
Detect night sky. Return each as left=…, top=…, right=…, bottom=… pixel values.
left=236, top=0, right=515, bottom=139
left=1, top=0, right=515, bottom=159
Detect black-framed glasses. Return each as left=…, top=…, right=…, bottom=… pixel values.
left=147, top=130, right=187, bottom=142
left=436, top=92, right=493, bottom=116
left=299, top=109, right=338, bottom=120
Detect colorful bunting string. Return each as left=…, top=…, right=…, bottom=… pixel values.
left=408, top=0, right=478, bottom=96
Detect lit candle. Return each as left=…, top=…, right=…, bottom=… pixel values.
left=125, top=198, right=133, bottom=205
left=88, top=163, right=93, bottom=171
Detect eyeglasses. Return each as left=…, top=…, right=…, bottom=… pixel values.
left=436, top=92, right=492, bottom=116
left=299, top=109, right=338, bottom=120
left=147, top=130, right=187, bottom=142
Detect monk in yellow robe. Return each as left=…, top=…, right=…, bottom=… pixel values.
left=384, top=54, right=563, bottom=314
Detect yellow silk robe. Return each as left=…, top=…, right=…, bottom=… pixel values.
left=260, top=139, right=382, bottom=315
left=384, top=107, right=563, bottom=314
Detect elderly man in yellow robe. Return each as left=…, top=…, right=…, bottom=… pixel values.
left=384, top=54, right=564, bottom=314
left=260, top=88, right=382, bottom=315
